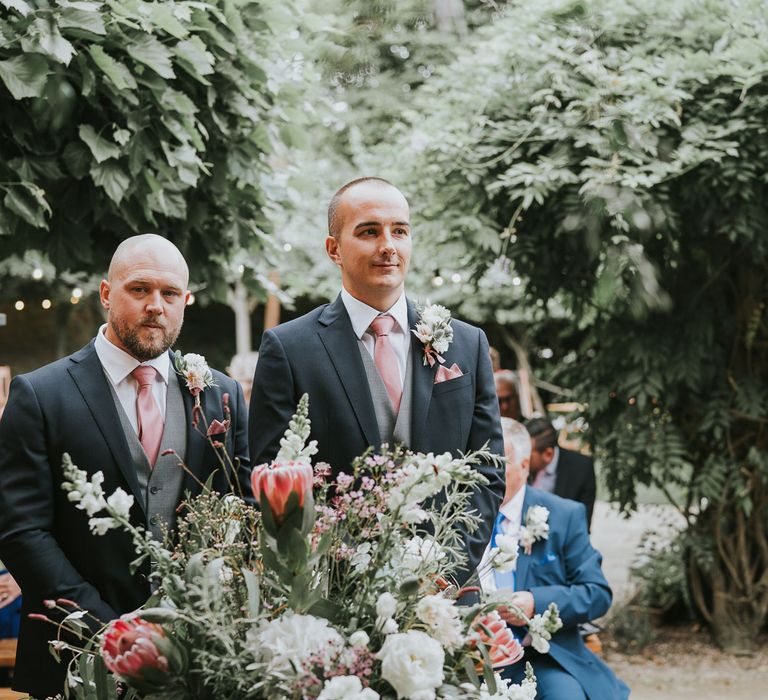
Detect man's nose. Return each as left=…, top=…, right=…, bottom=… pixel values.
left=380, top=229, right=397, bottom=256
left=145, top=291, right=164, bottom=313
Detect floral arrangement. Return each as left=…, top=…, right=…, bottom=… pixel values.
left=412, top=302, right=454, bottom=367
left=47, top=395, right=561, bottom=699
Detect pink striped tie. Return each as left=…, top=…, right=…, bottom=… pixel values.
left=369, top=314, right=402, bottom=413
left=131, top=366, right=164, bottom=467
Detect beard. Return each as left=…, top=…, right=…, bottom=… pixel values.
left=109, top=315, right=181, bottom=362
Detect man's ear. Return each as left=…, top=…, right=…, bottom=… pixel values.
left=99, top=279, right=111, bottom=310
left=326, top=235, right=342, bottom=267
left=544, top=447, right=556, bottom=463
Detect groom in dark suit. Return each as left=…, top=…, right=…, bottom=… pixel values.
left=0, top=235, right=250, bottom=698
left=249, top=177, right=505, bottom=581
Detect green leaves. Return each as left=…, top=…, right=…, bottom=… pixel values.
left=79, top=124, right=121, bottom=163
left=0, top=54, right=48, bottom=99
left=3, top=183, right=51, bottom=228
left=90, top=161, right=130, bottom=203
left=89, top=46, right=137, bottom=90
left=127, top=33, right=175, bottom=79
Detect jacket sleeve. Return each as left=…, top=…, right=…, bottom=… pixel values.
left=0, top=375, right=117, bottom=627
left=456, top=329, right=505, bottom=584
left=528, top=502, right=612, bottom=628
left=248, top=329, right=297, bottom=467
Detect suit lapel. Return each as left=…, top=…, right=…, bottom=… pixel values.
left=175, top=357, right=209, bottom=496
left=317, top=296, right=380, bottom=448
left=407, top=299, right=436, bottom=450
left=515, top=487, right=536, bottom=591
left=67, top=342, right=146, bottom=516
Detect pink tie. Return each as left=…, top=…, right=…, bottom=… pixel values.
left=369, top=314, right=402, bottom=413
left=131, top=366, right=164, bottom=467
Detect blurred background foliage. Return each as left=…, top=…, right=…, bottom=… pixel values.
left=1, top=0, right=767, bottom=650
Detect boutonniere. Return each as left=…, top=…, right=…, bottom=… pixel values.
left=412, top=302, right=454, bottom=367
left=173, top=351, right=216, bottom=399
left=519, top=505, right=550, bottom=555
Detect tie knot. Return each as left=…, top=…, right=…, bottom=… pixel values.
left=131, top=365, right=157, bottom=388
left=369, top=314, right=396, bottom=337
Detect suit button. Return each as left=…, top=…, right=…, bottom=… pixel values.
left=150, top=515, right=159, bottom=526
left=150, top=486, right=159, bottom=495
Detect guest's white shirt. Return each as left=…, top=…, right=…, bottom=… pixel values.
left=478, top=485, right=526, bottom=593
left=340, top=287, right=409, bottom=386
left=532, top=446, right=559, bottom=493
left=94, top=324, right=169, bottom=434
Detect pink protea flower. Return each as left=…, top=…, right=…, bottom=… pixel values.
left=206, top=419, right=230, bottom=437
left=101, top=617, right=171, bottom=685
left=471, top=610, right=525, bottom=669
left=251, top=460, right=313, bottom=524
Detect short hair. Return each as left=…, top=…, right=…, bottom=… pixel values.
left=525, top=417, right=558, bottom=451
left=327, top=176, right=397, bottom=238
left=494, top=369, right=519, bottom=396
left=500, top=417, right=532, bottom=465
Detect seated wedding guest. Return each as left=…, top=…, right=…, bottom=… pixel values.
left=525, top=416, right=596, bottom=530
left=495, top=369, right=522, bottom=421
left=489, top=345, right=501, bottom=373
left=0, top=234, right=250, bottom=698
left=479, top=418, right=629, bottom=699
left=227, top=351, right=259, bottom=405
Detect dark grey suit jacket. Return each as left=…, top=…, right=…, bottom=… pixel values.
left=0, top=342, right=250, bottom=698
left=249, top=295, right=505, bottom=583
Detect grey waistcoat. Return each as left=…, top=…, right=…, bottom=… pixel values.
left=357, top=337, right=413, bottom=448
left=108, top=374, right=188, bottom=542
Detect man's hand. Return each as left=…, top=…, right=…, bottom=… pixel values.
left=0, top=571, right=21, bottom=609
left=498, top=591, right=535, bottom=625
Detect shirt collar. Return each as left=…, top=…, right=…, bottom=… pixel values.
left=94, top=324, right=170, bottom=386
left=500, top=484, right=526, bottom=525
left=340, top=287, right=409, bottom=340
left=544, top=446, right=560, bottom=476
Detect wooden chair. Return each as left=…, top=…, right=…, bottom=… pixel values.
left=0, top=638, right=22, bottom=699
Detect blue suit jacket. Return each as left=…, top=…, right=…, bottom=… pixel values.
left=0, top=342, right=251, bottom=697
left=249, top=295, right=505, bottom=582
left=514, top=488, right=629, bottom=700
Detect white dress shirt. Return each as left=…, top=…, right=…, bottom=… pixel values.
left=340, top=287, right=409, bottom=386
left=478, top=485, right=526, bottom=593
left=94, top=324, right=170, bottom=434
left=532, top=446, right=559, bottom=493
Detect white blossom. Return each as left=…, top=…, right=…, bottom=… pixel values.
left=491, top=533, right=519, bottom=574
left=478, top=672, right=537, bottom=700
left=88, top=517, right=118, bottom=536
left=377, top=630, right=445, bottom=700
left=106, top=487, right=134, bottom=519
left=248, top=613, right=343, bottom=672
left=376, top=592, right=397, bottom=619
left=349, top=630, right=370, bottom=648
left=317, top=676, right=379, bottom=700
left=415, top=594, right=464, bottom=651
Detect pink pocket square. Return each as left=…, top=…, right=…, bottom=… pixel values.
left=434, top=363, right=463, bottom=384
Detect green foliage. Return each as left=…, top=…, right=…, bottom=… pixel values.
left=397, top=0, right=768, bottom=647
left=0, top=0, right=309, bottom=299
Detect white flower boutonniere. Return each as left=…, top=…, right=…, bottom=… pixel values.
left=173, top=351, right=216, bottom=398
left=412, top=302, right=454, bottom=367
left=519, top=505, right=550, bottom=555
left=490, top=532, right=519, bottom=573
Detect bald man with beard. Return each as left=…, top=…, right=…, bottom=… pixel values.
left=0, top=235, right=250, bottom=698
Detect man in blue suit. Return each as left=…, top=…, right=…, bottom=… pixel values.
left=479, top=418, right=629, bottom=699
left=249, top=177, right=505, bottom=582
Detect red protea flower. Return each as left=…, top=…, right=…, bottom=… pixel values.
left=471, top=610, right=525, bottom=669
left=101, top=616, right=183, bottom=693
left=251, top=459, right=313, bottom=525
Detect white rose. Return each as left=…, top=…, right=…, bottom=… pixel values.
left=376, top=592, right=397, bottom=619
left=106, top=487, right=134, bottom=519
left=377, top=630, right=444, bottom=699
left=317, top=676, right=380, bottom=700
left=349, top=630, right=370, bottom=648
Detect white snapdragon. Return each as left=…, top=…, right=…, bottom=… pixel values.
left=88, top=517, right=118, bottom=536
left=106, top=487, right=134, bottom=519
left=478, top=672, right=537, bottom=700
left=415, top=594, right=464, bottom=651
left=376, top=592, right=399, bottom=634
left=527, top=603, right=563, bottom=654
left=397, top=535, right=447, bottom=573
left=317, top=676, right=379, bottom=700
left=377, top=630, right=445, bottom=700
left=63, top=462, right=107, bottom=517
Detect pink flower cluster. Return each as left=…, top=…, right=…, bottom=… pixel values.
left=296, top=644, right=375, bottom=699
